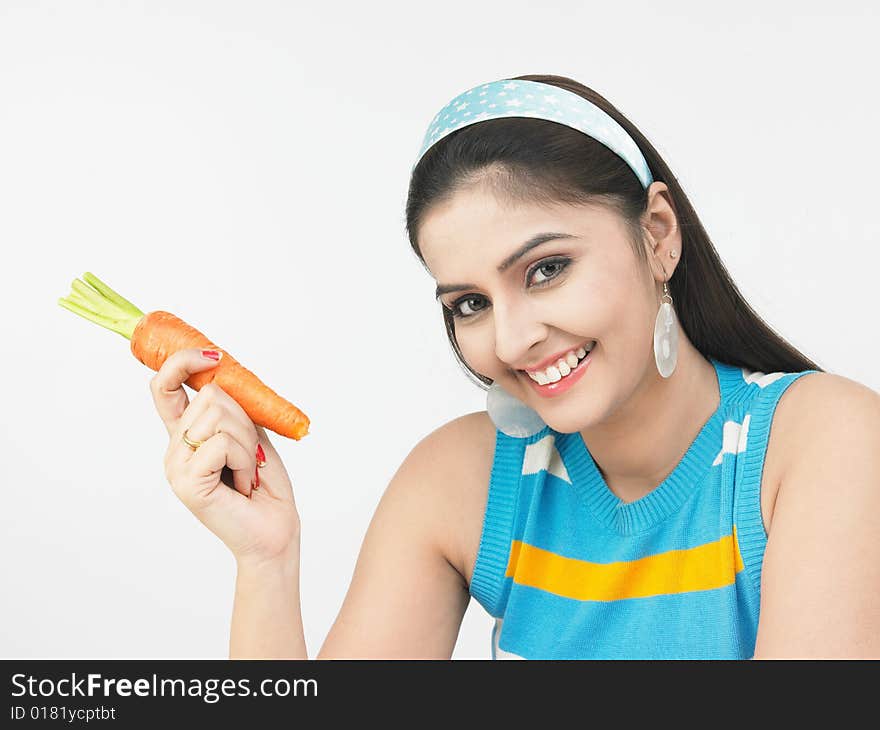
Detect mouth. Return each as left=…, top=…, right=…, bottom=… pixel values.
left=518, top=341, right=596, bottom=398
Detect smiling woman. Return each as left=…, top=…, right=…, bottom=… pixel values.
left=175, top=72, right=879, bottom=663
left=394, top=74, right=880, bottom=659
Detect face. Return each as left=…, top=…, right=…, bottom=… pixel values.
left=419, top=183, right=677, bottom=434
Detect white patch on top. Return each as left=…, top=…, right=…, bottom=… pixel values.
left=742, top=368, right=786, bottom=388
left=712, top=414, right=751, bottom=466
left=522, top=434, right=571, bottom=484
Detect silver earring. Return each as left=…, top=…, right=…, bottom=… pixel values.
left=653, top=267, right=679, bottom=378
left=486, top=381, right=546, bottom=438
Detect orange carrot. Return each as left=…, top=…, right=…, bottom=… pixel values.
left=58, top=273, right=310, bottom=440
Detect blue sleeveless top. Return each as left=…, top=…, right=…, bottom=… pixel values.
left=469, top=358, right=820, bottom=659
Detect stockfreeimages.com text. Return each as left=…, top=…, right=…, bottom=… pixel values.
left=11, top=673, right=317, bottom=704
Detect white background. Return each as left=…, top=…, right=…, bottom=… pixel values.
left=1, top=0, right=877, bottom=659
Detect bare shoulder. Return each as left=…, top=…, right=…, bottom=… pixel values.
left=771, top=372, right=880, bottom=465
left=411, top=410, right=497, bottom=590
left=752, top=372, right=880, bottom=657
left=766, top=371, right=880, bottom=523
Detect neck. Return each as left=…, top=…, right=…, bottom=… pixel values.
left=579, top=338, right=719, bottom=504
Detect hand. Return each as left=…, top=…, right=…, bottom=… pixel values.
left=150, top=348, right=301, bottom=564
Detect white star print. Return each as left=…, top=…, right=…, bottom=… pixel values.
left=712, top=416, right=750, bottom=466
left=522, top=434, right=570, bottom=484
left=742, top=369, right=786, bottom=388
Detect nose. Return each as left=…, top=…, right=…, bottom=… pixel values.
left=492, top=298, right=546, bottom=370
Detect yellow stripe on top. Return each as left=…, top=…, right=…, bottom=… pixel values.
left=504, top=526, right=746, bottom=601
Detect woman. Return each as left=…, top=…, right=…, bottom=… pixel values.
left=151, top=74, right=880, bottom=659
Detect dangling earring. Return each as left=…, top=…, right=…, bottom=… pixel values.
left=653, top=251, right=679, bottom=378
left=486, top=381, right=546, bottom=438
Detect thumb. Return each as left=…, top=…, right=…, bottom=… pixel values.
left=150, top=348, right=224, bottom=437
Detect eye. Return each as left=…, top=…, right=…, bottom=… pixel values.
left=530, top=259, right=567, bottom=286
left=447, top=295, right=486, bottom=319
left=445, top=256, right=571, bottom=320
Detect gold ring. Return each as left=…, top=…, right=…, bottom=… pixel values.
left=182, top=428, right=205, bottom=451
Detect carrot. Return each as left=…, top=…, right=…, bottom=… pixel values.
left=57, top=272, right=310, bottom=440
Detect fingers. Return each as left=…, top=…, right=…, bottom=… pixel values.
left=176, top=386, right=254, bottom=443
left=176, top=383, right=260, bottom=458
left=174, top=403, right=258, bottom=481
left=251, top=425, right=295, bottom=504
left=254, top=425, right=276, bottom=470
left=178, top=431, right=255, bottom=500
left=150, top=348, right=223, bottom=437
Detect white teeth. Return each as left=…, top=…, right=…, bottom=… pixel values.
left=526, top=340, right=595, bottom=385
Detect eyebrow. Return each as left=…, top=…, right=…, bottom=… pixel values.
left=434, top=232, right=578, bottom=299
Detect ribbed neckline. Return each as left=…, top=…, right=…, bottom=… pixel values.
left=556, top=358, right=741, bottom=536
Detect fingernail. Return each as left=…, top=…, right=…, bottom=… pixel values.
left=256, top=443, right=266, bottom=464
left=201, top=349, right=222, bottom=361
left=254, top=465, right=260, bottom=489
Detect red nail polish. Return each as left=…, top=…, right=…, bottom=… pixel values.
left=256, top=444, right=266, bottom=463
left=201, top=349, right=221, bottom=361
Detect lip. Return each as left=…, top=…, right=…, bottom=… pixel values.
left=520, top=340, right=596, bottom=373
left=521, top=347, right=594, bottom=398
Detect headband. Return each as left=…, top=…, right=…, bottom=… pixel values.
left=412, top=78, right=653, bottom=189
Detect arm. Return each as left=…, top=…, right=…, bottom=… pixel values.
left=316, top=416, right=476, bottom=659
left=753, top=374, right=880, bottom=659
left=230, top=538, right=308, bottom=659
left=228, top=414, right=478, bottom=659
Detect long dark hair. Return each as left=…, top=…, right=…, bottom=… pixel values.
left=405, top=74, right=824, bottom=389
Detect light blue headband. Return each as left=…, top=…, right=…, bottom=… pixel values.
left=412, top=78, right=654, bottom=189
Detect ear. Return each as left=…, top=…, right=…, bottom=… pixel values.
left=641, top=182, right=682, bottom=282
